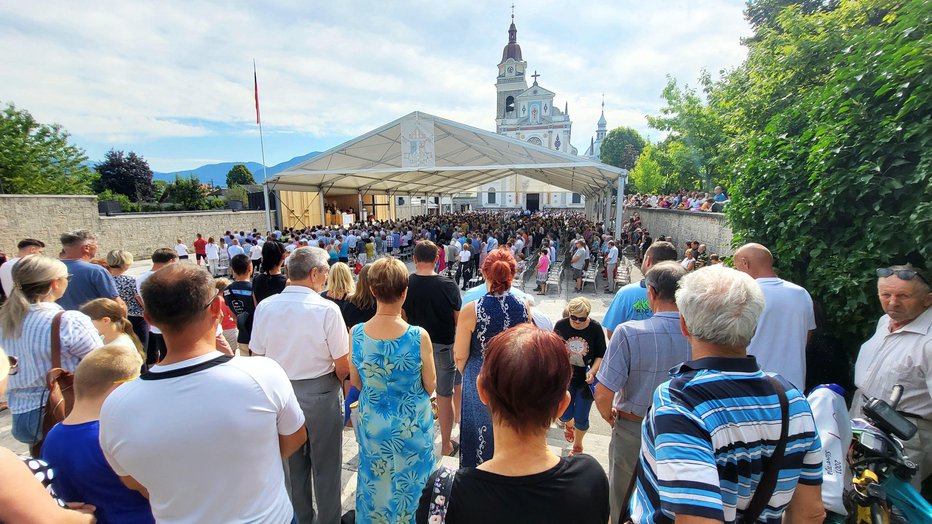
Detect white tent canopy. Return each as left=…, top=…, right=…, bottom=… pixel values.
left=267, top=111, right=625, bottom=198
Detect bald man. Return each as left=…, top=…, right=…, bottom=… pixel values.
left=735, top=243, right=815, bottom=389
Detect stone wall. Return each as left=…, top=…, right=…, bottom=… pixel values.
left=623, top=207, right=735, bottom=256
left=0, top=195, right=275, bottom=259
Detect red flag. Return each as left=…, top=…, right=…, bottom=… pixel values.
left=254, top=68, right=260, bottom=125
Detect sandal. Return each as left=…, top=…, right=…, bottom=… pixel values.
left=563, top=425, right=575, bottom=443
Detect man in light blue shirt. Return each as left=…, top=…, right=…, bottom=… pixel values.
left=601, top=241, right=677, bottom=337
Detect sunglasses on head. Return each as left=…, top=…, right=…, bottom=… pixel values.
left=877, top=267, right=928, bottom=285
left=569, top=315, right=588, bottom=322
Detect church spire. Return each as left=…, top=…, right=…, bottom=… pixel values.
left=597, top=94, right=607, bottom=129
left=501, top=6, right=523, bottom=62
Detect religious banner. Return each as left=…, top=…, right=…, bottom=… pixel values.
left=400, top=114, right=435, bottom=168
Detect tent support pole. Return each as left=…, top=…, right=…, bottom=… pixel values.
left=319, top=186, right=326, bottom=228
left=604, top=185, right=612, bottom=227
left=614, top=172, right=626, bottom=240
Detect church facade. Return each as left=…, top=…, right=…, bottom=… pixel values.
left=473, top=15, right=606, bottom=212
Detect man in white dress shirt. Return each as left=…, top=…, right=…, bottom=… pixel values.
left=250, top=246, right=349, bottom=524
left=851, top=264, right=932, bottom=486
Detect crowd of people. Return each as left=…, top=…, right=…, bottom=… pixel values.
left=0, top=207, right=928, bottom=524
left=624, top=185, right=729, bottom=212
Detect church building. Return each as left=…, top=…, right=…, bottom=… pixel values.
left=474, top=14, right=607, bottom=211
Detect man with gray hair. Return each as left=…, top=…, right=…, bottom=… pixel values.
left=630, top=265, right=825, bottom=524
left=58, top=230, right=124, bottom=311
left=851, top=263, right=932, bottom=485
left=250, top=246, right=349, bottom=524
left=594, top=261, right=690, bottom=523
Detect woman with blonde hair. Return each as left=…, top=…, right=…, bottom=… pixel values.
left=321, top=261, right=355, bottom=309
left=107, top=249, right=148, bottom=349
left=349, top=257, right=436, bottom=523
left=341, top=263, right=376, bottom=330
left=0, top=255, right=101, bottom=446
left=79, top=298, right=145, bottom=361
left=553, top=296, right=606, bottom=456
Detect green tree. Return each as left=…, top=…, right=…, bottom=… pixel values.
left=599, top=127, right=647, bottom=169
left=225, top=185, right=248, bottom=208
left=94, top=149, right=154, bottom=201
left=0, top=102, right=96, bottom=194
left=165, top=174, right=209, bottom=210
left=629, top=145, right=665, bottom=194
left=647, top=73, right=725, bottom=190
left=226, top=164, right=255, bottom=187
left=723, top=0, right=930, bottom=347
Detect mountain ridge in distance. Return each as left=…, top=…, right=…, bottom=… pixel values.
left=151, top=151, right=320, bottom=187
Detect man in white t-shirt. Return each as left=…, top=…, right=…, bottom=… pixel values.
left=227, top=239, right=245, bottom=259
left=457, top=245, right=472, bottom=290
left=99, top=263, right=306, bottom=524
left=250, top=247, right=349, bottom=524
left=135, top=248, right=177, bottom=366
left=0, top=238, right=45, bottom=296
left=604, top=240, right=619, bottom=293
left=735, top=243, right=815, bottom=389
left=249, top=240, right=263, bottom=267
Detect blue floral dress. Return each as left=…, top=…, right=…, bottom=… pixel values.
left=460, top=292, right=529, bottom=467
left=352, top=323, right=435, bottom=524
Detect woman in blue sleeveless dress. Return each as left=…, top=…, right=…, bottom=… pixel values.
left=454, top=248, right=530, bottom=467
left=349, top=257, right=437, bottom=524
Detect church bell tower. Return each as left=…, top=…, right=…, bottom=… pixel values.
left=495, top=12, right=528, bottom=132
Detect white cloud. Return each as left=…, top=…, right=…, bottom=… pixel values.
left=0, top=0, right=751, bottom=166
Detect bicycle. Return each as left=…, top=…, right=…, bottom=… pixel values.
left=846, top=385, right=932, bottom=523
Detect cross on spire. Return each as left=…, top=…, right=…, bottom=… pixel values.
left=602, top=93, right=605, bottom=110
left=511, top=3, right=515, bottom=20
left=531, top=70, right=540, bottom=84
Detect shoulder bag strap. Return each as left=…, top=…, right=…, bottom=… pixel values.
left=50, top=311, right=64, bottom=369
left=140, top=355, right=233, bottom=380
left=426, top=465, right=457, bottom=523
left=741, top=375, right=790, bottom=523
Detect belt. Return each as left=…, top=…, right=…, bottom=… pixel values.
left=613, top=409, right=643, bottom=423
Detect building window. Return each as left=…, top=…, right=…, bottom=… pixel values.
left=527, top=136, right=542, bottom=146
left=487, top=188, right=496, bottom=204
left=397, top=197, right=405, bottom=206
left=571, top=193, right=581, bottom=204
left=505, top=96, right=515, bottom=115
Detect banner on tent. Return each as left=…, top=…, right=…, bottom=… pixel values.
left=401, top=115, right=435, bottom=168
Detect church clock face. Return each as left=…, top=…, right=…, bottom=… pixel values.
left=507, top=66, right=514, bottom=74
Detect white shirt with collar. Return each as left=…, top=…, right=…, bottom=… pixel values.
left=250, top=286, right=349, bottom=380
left=854, top=307, right=932, bottom=419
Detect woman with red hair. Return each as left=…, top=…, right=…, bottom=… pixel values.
left=418, top=324, right=609, bottom=523
left=453, top=248, right=532, bottom=467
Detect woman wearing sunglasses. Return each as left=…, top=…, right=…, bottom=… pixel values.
left=0, top=255, right=101, bottom=446
left=554, top=297, right=606, bottom=456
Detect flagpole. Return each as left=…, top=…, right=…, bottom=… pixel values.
left=255, top=59, right=273, bottom=233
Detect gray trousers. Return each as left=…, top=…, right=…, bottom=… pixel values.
left=609, top=417, right=642, bottom=524
left=287, top=373, right=343, bottom=524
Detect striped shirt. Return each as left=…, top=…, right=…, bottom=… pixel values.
left=0, top=302, right=101, bottom=414
left=631, top=356, right=822, bottom=523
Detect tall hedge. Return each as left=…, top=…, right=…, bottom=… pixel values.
left=723, top=0, right=931, bottom=345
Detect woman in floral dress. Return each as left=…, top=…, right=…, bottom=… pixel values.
left=453, top=248, right=531, bottom=467
left=349, top=257, right=437, bottom=524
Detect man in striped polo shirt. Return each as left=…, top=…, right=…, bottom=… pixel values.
left=631, top=265, right=825, bottom=524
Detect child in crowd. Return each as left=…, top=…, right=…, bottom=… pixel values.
left=214, top=278, right=239, bottom=350
left=536, top=247, right=550, bottom=295
left=41, top=344, right=155, bottom=524
left=80, top=298, right=146, bottom=365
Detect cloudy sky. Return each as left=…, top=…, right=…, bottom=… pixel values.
left=1, top=1, right=752, bottom=173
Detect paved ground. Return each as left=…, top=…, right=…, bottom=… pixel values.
left=1, top=256, right=642, bottom=514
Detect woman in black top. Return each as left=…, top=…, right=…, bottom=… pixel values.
left=341, top=264, right=376, bottom=330
left=416, top=324, right=609, bottom=524
left=553, top=297, right=606, bottom=456
left=252, top=240, right=287, bottom=305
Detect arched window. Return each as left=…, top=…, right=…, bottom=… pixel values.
left=505, top=96, right=515, bottom=115
left=487, top=188, right=496, bottom=204
left=572, top=193, right=581, bottom=204
left=527, top=136, right=543, bottom=146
